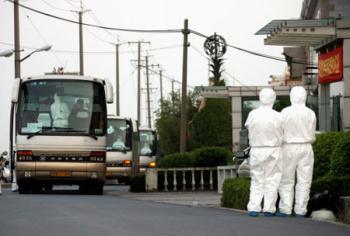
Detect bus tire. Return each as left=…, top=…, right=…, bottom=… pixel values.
left=92, top=183, right=104, bottom=195
left=18, top=183, right=29, bottom=194
left=79, top=184, right=89, bottom=194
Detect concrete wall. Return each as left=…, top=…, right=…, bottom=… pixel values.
left=343, top=39, right=350, bottom=130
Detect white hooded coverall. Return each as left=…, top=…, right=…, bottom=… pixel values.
left=278, top=86, right=316, bottom=215
left=245, top=88, right=283, bottom=213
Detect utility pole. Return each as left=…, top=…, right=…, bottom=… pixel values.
left=128, top=41, right=150, bottom=124
left=145, top=56, right=152, bottom=128
left=115, top=43, right=120, bottom=116
left=14, top=0, right=20, bottom=78
left=76, top=3, right=89, bottom=76
left=159, top=70, right=163, bottom=111
left=180, top=19, right=190, bottom=152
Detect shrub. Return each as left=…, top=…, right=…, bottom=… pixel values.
left=221, top=177, right=250, bottom=210
left=311, top=175, right=350, bottom=197
left=192, top=147, right=230, bottom=167
left=329, top=132, right=350, bottom=177
left=158, top=152, right=193, bottom=168
left=129, top=174, right=146, bottom=192
left=313, top=132, right=346, bottom=179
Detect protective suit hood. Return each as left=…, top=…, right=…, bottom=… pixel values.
left=290, top=86, right=307, bottom=106
left=259, top=88, right=276, bottom=108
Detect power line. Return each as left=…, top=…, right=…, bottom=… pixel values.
left=7, top=0, right=182, bottom=34
left=0, top=41, right=181, bottom=55
left=191, top=29, right=317, bottom=66
left=23, top=10, right=64, bottom=65
left=41, top=0, right=73, bottom=12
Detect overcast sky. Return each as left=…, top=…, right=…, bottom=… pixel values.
left=0, top=0, right=303, bottom=151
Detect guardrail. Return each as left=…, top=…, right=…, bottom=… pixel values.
left=146, top=166, right=237, bottom=193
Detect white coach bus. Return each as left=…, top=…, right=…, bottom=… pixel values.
left=10, top=74, right=113, bottom=194
left=138, top=128, right=158, bottom=172
left=106, top=116, right=138, bottom=184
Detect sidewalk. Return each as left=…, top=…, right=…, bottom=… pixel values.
left=107, top=190, right=222, bottom=208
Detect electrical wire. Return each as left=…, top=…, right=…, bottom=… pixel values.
left=7, top=0, right=182, bottom=34
left=41, top=0, right=73, bottom=12
left=191, top=29, right=317, bottom=66
left=0, top=41, right=182, bottom=55
left=23, top=10, right=64, bottom=65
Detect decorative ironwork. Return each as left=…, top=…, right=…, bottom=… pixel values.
left=204, top=33, right=227, bottom=59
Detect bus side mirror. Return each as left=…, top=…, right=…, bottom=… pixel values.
left=11, top=78, right=21, bottom=103
left=104, top=79, right=114, bottom=104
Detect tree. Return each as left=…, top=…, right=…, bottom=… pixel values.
left=155, top=91, right=197, bottom=155
left=209, top=56, right=225, bottom=86
left=190, top=98, right=232, bottom=149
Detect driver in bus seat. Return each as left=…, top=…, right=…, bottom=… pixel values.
left=69, top=99, right=89, bottom=131
left=140, top=134, right=152, bottom=155
left=112, top=129, right=126, bottom=149
left=50, top=93, right=70, bottom=128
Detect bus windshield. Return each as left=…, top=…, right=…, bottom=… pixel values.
left=17, top=79, right=106, bottom=136
left=107, top=119, right=132, bottom=152
left=139, top=130, right=156, bottom=156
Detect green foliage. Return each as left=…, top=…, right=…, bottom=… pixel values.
left=158, top=147, right=231, bottom=168
left=313, top=132, right=347, bottom=179
left=155, top=91, right=198, bottom=155
left=158, top=152, right=193, bottom=168
left=192, top=147, right=230, bottom=167
left=330, top=132, right=350, bottom=177
left=191, top=98, right=231, bottom=148
left=221, top=178, right=250, bottom=209
left=129, top=174, right=146, bottom=192
left=273, top=97, right=291, bottom=112
left=311, top=175, right=350, bottom=197
left=210, top=57, right=225, bottom=86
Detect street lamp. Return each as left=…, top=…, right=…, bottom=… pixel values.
left=0, top=45, right=51, bottom=61
left=19, top=45, right=52, bottom=62
left=0, top=49, right=16, bottom=57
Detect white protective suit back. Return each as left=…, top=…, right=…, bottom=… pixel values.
left=245, top=88, right=283, bottom=147
left=282, top=86, right=316, bottom=144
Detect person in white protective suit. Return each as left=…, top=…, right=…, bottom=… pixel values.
left=50, top=93, right=70, bottom=128
left=277, top=86, right=316, bottom=217
left=245, top=88, right=283, bottom=217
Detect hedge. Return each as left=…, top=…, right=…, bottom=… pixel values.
left=311, top=175, right=350, bottom=197
left=329, top=131, right=350, bottom=177
left=158, top=147, right=231, bottom=168
left=158, top=152, right=193, bottom=168
left=313, top=132, right=347, bottom=179
left=221, top=177, right=250, bottom=210
left=192, top=147, right=230, bottom=167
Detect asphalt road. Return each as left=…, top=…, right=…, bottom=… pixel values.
left=0, top=185, right=349, bottom=236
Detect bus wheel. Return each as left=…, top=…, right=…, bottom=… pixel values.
left=79, top=184, right=89, bottom=194
left=91, top=183, right=104, bottom=195
left=32, top=183, right=42, bottom=194
left=18, top=183, right=29, bottom=194
left=43, top=184, right=53, bottom=192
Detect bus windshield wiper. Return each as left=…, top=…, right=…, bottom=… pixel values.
left=27, top=127, right=53, bottom=140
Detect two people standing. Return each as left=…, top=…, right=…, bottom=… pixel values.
left=245, top=86, right=316, bottom=217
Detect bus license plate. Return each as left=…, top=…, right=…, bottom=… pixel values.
left=51, top=171, right=72, bottom=177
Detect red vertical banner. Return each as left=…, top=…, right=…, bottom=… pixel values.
left=318, top=47, right=343, bottom=84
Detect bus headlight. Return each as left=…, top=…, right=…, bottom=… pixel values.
left=148, top=162, right=156, bottom=168
left=122, top=160, right=132, bottom=167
